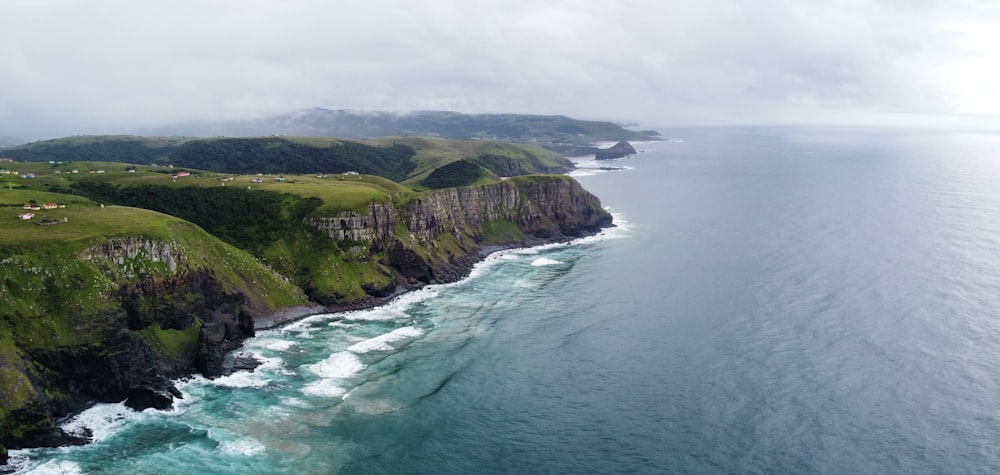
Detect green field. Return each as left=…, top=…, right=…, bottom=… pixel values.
left=364, top=136, right=573, bottom=185
left=0, top=189, right=179, bottom=245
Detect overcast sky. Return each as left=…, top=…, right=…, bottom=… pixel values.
left=3, top=0, right=1000, bottom=140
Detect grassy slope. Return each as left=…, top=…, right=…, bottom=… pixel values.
left=4, top=134, right=574, bottom=187
left=9, top=135, right=191, bottom=149
left=20, top=165, right=413, bottom=302
left=2, top=136, right=192, bottom=164
left=0, top=135, right=578, bottom=304
left=0, top=186, right=308, bottom=443
left=0, top=173, right=309, bottom=328
left=0, top=139, right=606, bottom=450
left=364, top=136, right=573, bottom=185
left=0, top=190, right=307, bottom=314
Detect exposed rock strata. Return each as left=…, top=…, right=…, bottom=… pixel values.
left=2, top=238, right=263, bottom=454
left=306, top=202, right=395, bottom=245
left=302, top=177, right=611, bottom=286
left=0, top=176, right=612, bottom=455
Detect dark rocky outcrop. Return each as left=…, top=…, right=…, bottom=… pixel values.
left=595, top=141, right=637, bottom=160
left=307, top=176, right=613, bottom=286
left=124, top=375, right=183, bottom=411
left=5, top=426, right=91, bottom=451
left=1, top=239, right=271, bottom=454
left=0, top=175, right=612, bottom=455
left=195, top=306, right=256, bottom=378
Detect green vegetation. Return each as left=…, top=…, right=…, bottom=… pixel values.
left=139, top=322, right=202, bottom=361
left=0, top=333, right=43, bottom=415
left=364, top=136, right=574, bottom=185
left=2, top=135, right=190, bottom=164
left=166, top=138, right=417, bottom=180
left=69, top=182, right=318, bottom=255
left=0, top=134, right=614, bottom=450
left=481, top=219, right=525, bottom=244
left=43, top=169, right=413, bottom=304
left=206, top=109, right=661, bottom=153
left=421, top=160, right=499, bottom=189
left=3, top=133, right=579, bottom=188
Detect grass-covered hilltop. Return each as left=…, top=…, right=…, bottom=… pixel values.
left=0, top=134, right=614, bottom=458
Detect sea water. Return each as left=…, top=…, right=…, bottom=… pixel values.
left=11, top=126, right=1000, bottom=473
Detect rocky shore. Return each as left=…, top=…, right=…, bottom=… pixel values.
left=0, top=175, right=613, bottom=461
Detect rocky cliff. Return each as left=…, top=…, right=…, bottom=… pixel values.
left=0, top=175, right=611, bottom=458
left=306, top=201, right=396, bottom=247
left=0, top=227, right=308, bottom=458
left=595, top=140, right=637, bottom=160
left=305, top=175, right=612, bottom=285
left=403, top=176, right=609, bottom=241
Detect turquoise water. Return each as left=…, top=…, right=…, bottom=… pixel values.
left=12, top=127, right=1000, bottom=473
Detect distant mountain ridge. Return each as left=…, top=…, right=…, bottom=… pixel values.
left=146, top=109, right=661, bottom=153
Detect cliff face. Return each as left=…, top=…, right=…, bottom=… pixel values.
left=303, top=176, right=612, bottom=285
left=0, top=230, right=305, bottom=455
left=403, top=176, right=610, bottom=242
left=306, top=202, right=395, bottom=246
left=78, top=237, right=186, bottom=275
left=595, top=140, right=637, bottom=160
left=0, top=175, right=611, bottom=457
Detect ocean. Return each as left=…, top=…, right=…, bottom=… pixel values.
left=10, top=126, right=1000, bottom=473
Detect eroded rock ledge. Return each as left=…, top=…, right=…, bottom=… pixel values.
left=0, top=175, right=612, bottom=458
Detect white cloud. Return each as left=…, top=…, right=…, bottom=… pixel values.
left=1, top=0, right=999, bottom=139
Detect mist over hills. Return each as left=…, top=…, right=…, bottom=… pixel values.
left=0, top=136, right=27, bottom=148
left=141, top=109, right=660, bottom=153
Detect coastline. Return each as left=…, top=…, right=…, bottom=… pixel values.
left=1, top=173, right=616, bottom=461
left=252, top=235, right=595, bottom=330
left=3, top=222, right=616, bottom=471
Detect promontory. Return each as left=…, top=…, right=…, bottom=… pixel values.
left=0, top=135, right=613, bottom=460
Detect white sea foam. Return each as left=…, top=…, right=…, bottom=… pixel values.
left=531, top=257, right=563, bottom=266
left=565, top=153, right=636, bottom=177
left=279, top=312, right=340, bottom=333
left=280, top=396, right=311, bottom=408
left=566, top=211, right=631, bottom=246
left=301, top=379, right=347, bottom=398
left=567, top=165, right=634, bottom=177
left=513, top=279, right=536, bottom=289
left=193, top=371, right=272, bottom=389
left=347, top=327, right=424, bottom=353
left=590, top=140, right=621, bottom=148
left=309, top=351, right=364, bottom=379
left=218, top=437, right=266, bottom=456
left=566, top=168, right=601, bottom=177
left=252, top=352, right=286, bottom=371
left=22, top=459, right=84, bottom=475
left=342, top=287, right=441, bottom=321
left=59, top=401, right=136, bottom=443
left=262, top=339, right=297, bottom=352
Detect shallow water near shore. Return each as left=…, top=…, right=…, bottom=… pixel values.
left=13, top=126, right=1000, bottom=473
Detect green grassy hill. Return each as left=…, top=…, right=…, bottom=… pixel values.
left=1, top=135, right=191, bottom=164
left=161, top=109, right=662, bottom=152
left=365, top=136, right=574, bottom=185
left=0, top=152, right=614, bottom=454
left=0, top=185, right=310, bottom=450
left=2, top=135, right=575, bottom=187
